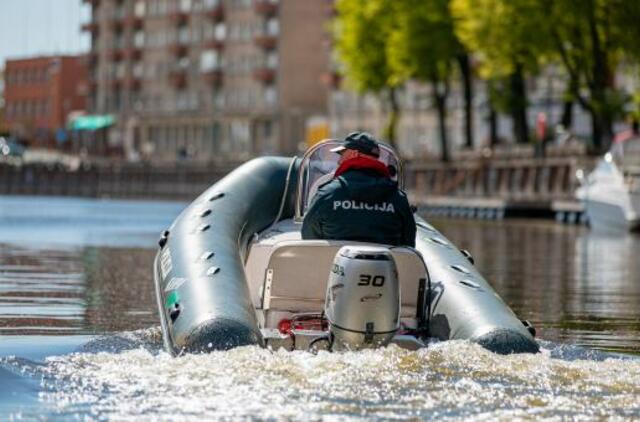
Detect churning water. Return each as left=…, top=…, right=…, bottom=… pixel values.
left=2, top=331, right=640, bottom=420
left=1, top=196, right=639, bottom=419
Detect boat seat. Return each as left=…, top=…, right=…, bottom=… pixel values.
left=258, top=240, right=428, bottom=319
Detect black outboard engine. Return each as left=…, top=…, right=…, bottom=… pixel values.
left=324, top=246, right=400, bottom=350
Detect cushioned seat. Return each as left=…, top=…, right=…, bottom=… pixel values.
left=255, top=240, right=428, bottom=322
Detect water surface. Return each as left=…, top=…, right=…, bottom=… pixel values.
left=1, top=196, right=639, bottom=419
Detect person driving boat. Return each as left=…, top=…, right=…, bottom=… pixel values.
left=301, top=132, right=416, bottom=247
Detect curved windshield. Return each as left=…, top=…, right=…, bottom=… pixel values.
left=295, top=139, right=403, bottom=220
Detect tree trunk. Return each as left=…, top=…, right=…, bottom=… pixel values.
left=590, top=109, right=614, bottom=153
left=587, top=2, right=613, bottom=153
left=560, top=76, right=578, bottom=130
left=433, top=82, right=450, bottom=162
left=383, top=87, right=400, bottom=149
left=457, top=53, right=474, bottom=149
left=509, top=64, right=529, bottom=144
left=560, top=98, right=573, bottom=130
left=487, top=80, right=500, bottom=146
left=489, top=103, right=499, bottom=147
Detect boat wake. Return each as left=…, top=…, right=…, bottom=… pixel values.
left=1, top=329, right=639, bottom=420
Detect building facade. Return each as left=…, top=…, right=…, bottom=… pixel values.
left=3, top=56, right=88, bottom=147
left=83, top=0, right=332, bottom=163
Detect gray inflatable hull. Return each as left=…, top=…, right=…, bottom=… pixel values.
left=154, top=157, right=297, bottom=355
left=413, top=218, right=538, bottom=354
left=154, top=156, right=538, bottom=355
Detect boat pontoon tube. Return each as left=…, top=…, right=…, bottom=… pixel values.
left=154, top=157, right=298, bottom=355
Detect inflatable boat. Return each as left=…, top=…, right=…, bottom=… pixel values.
left=154, top=141, right=538, bottom=355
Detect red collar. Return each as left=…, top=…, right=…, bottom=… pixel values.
left=334, top=156, right=391, bottom=178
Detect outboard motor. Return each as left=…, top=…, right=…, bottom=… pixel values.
left=324, top=246, right=400, bottom=351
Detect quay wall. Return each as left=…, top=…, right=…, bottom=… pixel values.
left=1, top=154, right=595, bottom=208
left=0, top=162, right=237, bottom=201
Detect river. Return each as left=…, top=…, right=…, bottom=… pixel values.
left=1, top=195, right=639, bottom=419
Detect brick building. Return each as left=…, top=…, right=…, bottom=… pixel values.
left=3, top=56, right=88, bottom=147
left=83, top=0, right=333, bottom=163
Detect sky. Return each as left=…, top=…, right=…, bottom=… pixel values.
left=0, top=0, right=90, bottom=68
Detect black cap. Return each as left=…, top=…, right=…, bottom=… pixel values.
left=330, top=132, right=381, bottom=157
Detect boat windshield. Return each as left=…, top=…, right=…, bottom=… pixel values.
left=295, top=139, right=403, bottom=220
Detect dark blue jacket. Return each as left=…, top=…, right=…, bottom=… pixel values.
left=301, top=168, right=416, bottom=247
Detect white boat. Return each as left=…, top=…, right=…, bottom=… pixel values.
left=576, top=136, right=640, bottom=231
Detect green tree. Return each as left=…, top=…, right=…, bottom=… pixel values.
left=388, top=0, right=471, bottom=162
left=543, top=0, right=639, bottom=152
left=333, top=0, right=401, bottom=146
left=451, top=0, right=551, bottom=145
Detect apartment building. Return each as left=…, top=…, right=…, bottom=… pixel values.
left=3, top=56, right=88, bottom=147
left=83, top=0, right=332, bottom=162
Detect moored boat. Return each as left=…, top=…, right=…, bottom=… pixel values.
left=576, top=136, right=640, bottom=231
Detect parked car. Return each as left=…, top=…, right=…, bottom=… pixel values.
left=0, top=137, right=26, bottom=157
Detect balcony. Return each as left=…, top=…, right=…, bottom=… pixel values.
left=204, top=39, right=224, bottom=50
left=205, top=5, right=224, bottom=21
left=169, top=43, right=189, bottom=57
left=253, top=68, right=275, bottom=85
left=110, top=79, right=123, bottom=90
left=321, top=71, right=342, bottom=89
left=169, top=71, right=187, bottom=89
left=254, top=34, right=277, bottom=50
left=81, top=22, right=99, bottom=34
left=125, top=77, right=141, bottom=91
left=108, top=19, right=124, bottom=32
left=254, top=1, right=278, bottom=16
left=169, top=11, right=189, bottom=25
left=125, top=16, right=144, bottom=30
left=126, top=48, right=143, bottom=61
left=107, top=49, right=124, bottom=61
left=202, top=70, right=223, bottom=86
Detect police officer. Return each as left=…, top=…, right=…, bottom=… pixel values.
left=301, top=132, right=416, bottom=247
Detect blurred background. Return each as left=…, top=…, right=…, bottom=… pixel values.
left=1, top=0, right=638, bottom=161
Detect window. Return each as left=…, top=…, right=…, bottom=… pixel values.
left=134, top=30, right=145, bottom=47
left=266, top=52, right=278, bottom=69
left=200, top=50, right=221, bottom=72
left=114, top=32, right=125, bottom=49
left=116, top=62, right=126, bottom=78
left=178, top=26, right=190, bottom=44
left=180, top=0, right=192, bottom=12
left=266, top=18, right=279, bottom=36
left=158, top=0, right=168, bottom=14
left=133, top=63, right=144, bottom=78
left=178, top=57, right=190, bottom=70
left=148, top=0, right=158, bottom=15
left=214, top=23, right=226, bottom=40
left=229, top=23, right=239, bottom=40
left=115, top=2, right=126, bottom=19
left=265, top=87, right=277, bottom=105
left=230, top=121, right=250, bottom=148
left=134, top=0, right=146, bottom=17
left=189, top=92, right=199, bottom=110
left=192, top=24, right=202, bottom=43
left=240, top=24, right=251, bottom=41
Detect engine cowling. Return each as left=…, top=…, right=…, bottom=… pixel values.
left=324, top=246, right=400, bottom=351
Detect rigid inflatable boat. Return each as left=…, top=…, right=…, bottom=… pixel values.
left=154, top=141, right=538, bottom=355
